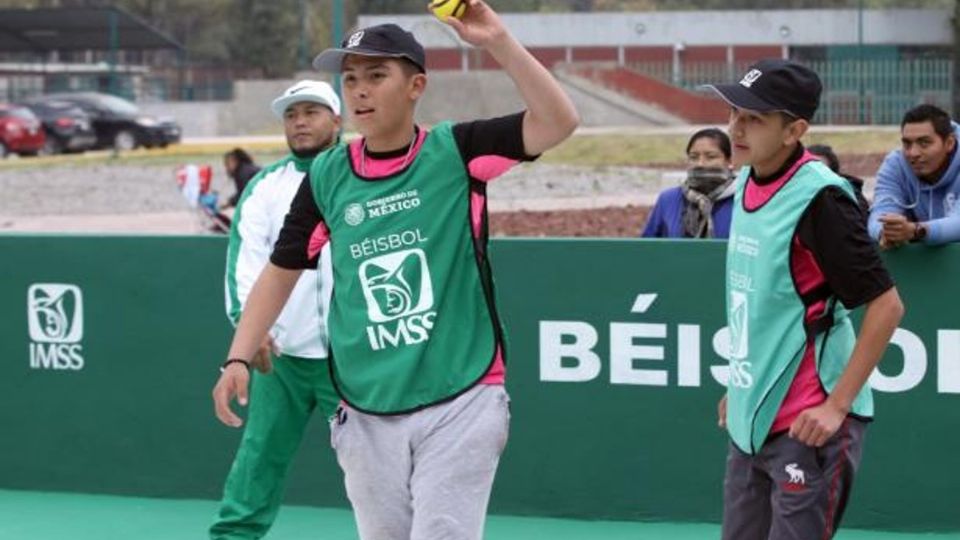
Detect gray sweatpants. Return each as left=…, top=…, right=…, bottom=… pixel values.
left=330, top=384, right=510, bottom=540
left=722, top=417, right=867, bottom=540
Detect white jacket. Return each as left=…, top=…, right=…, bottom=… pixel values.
left=224, top=155, right=332, bottom=359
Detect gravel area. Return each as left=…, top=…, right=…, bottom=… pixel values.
left=0, top=161, right=674, bottom=217
left=0, top=153, right=883, bottom=237
left=487, top=163, right=676, bottom=211
left=0, top=162, right=237, bottom=217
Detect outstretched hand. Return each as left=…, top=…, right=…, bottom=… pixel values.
left=441, top=0, right=507, bottom=49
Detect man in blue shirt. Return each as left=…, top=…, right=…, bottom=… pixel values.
left=869, top=104, right=960, bottom=248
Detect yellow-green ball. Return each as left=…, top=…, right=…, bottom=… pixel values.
left=429, top=0, right=467, bottom=21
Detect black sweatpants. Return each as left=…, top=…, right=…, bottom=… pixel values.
left=721, top=417, right=867, bottom=540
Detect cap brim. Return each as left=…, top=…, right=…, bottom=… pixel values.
left=270, top=95, right=336, bottom=119
left=702, top=83, right=780, bottom=113
left=312, top=48, right=414, bottom=73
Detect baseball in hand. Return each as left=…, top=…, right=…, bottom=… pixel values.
left=429, top=0, right=468, bottom=21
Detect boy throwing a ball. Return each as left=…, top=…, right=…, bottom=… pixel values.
left=214, top=2, right=578, bottom=538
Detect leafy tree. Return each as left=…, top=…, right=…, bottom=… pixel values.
left=224, top=0, right=301, bottom=77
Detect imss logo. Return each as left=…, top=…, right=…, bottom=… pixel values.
left=27, top=283, right=85, bottom=370
left=360, top=249, right=437, bottom=350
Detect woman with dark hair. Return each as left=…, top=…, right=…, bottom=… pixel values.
left=222, top=148, right=262, bottom=209
left=642, top=128, right=735, bottom=238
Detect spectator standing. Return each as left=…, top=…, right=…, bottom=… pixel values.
left=642, top=128, right=735, bottom=238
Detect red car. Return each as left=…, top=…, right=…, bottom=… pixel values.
left=0, top=104, right=45, bottom=158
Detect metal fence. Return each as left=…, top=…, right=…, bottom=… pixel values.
left=1, top=71, right=235, bottom=104
left=628, top=58, right=953, bottom=124
left=0, top=75, right=44, bottom=103
left=808, top=58, right=953, bottom=124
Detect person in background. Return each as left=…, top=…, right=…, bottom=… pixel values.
left=868, top=104, right=960, bottom=249
left=808, top=144, right=869, bottom=215
left=222, top=148, right=262, bottom=209
left=210, top=80, right=341, bottom=539
left=642, top=128, right=735, bottom=238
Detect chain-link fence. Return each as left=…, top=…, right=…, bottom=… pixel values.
left=627, top=57, right=952, bottom=124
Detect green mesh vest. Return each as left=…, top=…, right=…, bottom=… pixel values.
left=309, top=122, right=498, bottom=414
left=725, top=155, right=873, bottom=454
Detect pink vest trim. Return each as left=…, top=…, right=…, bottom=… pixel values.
left=348, top=129, right=428, bottom=178
left=307, top=221, right=330, bottom=261
left=743, top=152, right=818, bottom=211
left=480, top=345, right=506, bottom=384
left=770, top=228, right=830, bottom=433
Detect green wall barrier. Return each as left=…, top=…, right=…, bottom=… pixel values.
left=0, top=236, right=956, bottom=532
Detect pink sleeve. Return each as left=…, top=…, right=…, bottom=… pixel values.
left=307, top=220, right=330, bottom=261
left=468, top=155, right=520, bottom=183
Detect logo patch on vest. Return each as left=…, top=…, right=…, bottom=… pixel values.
left=360, top=248, right=434, bottom=323
left=360, top=247, right=438, bottom=351
left=345, top=203, right=365, bottom=226
left=727, top=290, right=753, bottom=388
left=344, top=191, right=422, bottom=227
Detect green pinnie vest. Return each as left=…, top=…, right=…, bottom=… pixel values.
left=309, top=122, right=499, bottom=414
left=725, top=153, right=873, bottom=454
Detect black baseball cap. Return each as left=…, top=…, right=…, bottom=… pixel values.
left=704, top=59, right=822, bottom=121
left=313, top=24, right=426, bottom=74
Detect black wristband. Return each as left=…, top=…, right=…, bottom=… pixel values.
left=220, top=358, right=251, bottom=373
left=912, top=222, right=928, bottom=242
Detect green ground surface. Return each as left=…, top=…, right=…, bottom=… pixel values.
left=0, top=490, right=954, bottom=540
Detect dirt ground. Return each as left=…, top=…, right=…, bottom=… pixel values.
left=489, top=152, right=885, bottom=238
left=491, top=205, right=651, bottom=237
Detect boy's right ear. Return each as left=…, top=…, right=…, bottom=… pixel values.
left=409, top=73, right=427, bottom=100
left=784, top=118, right=809, bottom=146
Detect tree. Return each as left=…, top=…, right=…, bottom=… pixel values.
left=116, top=0, right=233, bottom=63
left=226, top=0, right=301, bottom=77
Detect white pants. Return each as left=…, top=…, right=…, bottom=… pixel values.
left=331, top=384, right=510, bottom=540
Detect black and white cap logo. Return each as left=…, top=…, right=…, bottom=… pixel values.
left=739, top=69, right=762, bottom=88
left=347, top=31, right=364, bottom=48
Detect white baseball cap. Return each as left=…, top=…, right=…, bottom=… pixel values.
left=270, top=80, right=341, bottom=118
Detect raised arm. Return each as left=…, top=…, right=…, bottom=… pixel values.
left=445, top=0, right=579, bottom=156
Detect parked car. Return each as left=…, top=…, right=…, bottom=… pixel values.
left=0, top=103, right=45, bottom=158
left=19, top=100, right=98, bottom=155
left=24, top=92, right=181, bottom=151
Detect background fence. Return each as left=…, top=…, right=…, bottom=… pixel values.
left=629, top=57, right=953, bottom=124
